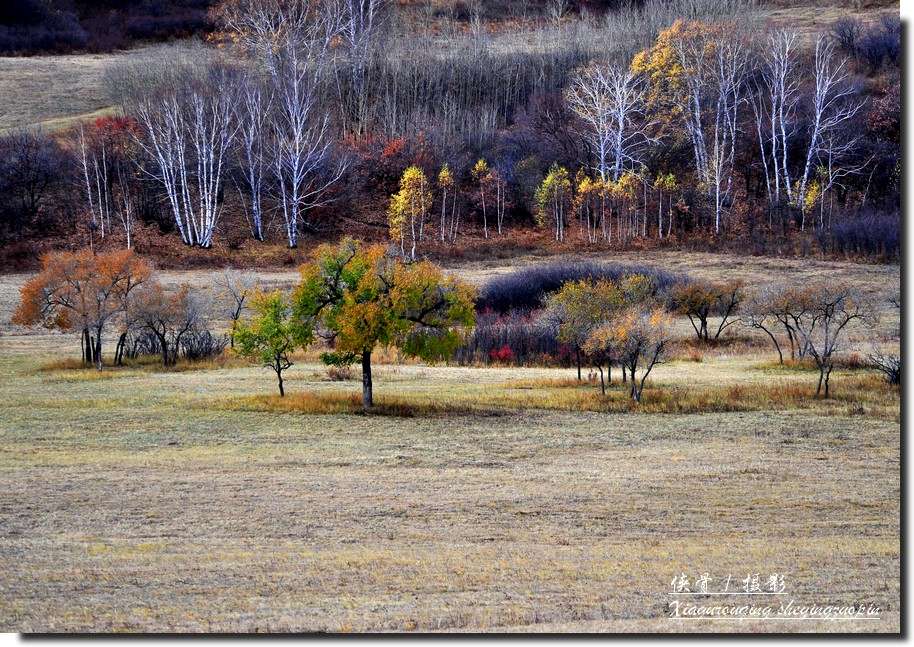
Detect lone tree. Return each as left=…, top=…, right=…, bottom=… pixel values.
left=12, top=249, right=151, bottom=369
left=793, top=283, right=873, bottom=397
left=673, top=280, right=744, bottom=342
left=293, top=239, right=476, bottom=409
left=235, top=290, right=312, bottom=396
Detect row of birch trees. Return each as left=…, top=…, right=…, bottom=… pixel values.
left=72, top=6, right=873, bottom=252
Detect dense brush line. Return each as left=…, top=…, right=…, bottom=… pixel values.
left=477, top=260, right=687, bottom=313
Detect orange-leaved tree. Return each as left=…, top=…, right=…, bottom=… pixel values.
left=12, top=249, right=152, bottom=369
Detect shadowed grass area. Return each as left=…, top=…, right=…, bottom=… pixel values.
left=224, top=391, right=510, bottom=418
left=215, top=371, right=899, bottom=421
left=39, top=353, right=250, bottom=376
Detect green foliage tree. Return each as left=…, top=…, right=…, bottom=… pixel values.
left=535, top=163, right=572, bottom=242
left=293, top=239, right=476, bottom=409
left=235, top=290, right=313, bottom=397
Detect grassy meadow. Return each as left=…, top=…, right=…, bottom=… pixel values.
left=0, top=251, right=900, bottom=632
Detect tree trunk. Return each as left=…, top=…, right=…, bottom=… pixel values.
left=361, top=350, right=373, bottom=409
left=94, top=330, right=103, bottom=371
left=82, top=328, right=92, bottom=365
left=275, top=362, right=285, bottom=397
left=823, top=366, right=832, bottom=398
left=637, top=372, right=651, bottom=403
left=575, top=346, right=581, bottom=381
left=115, top=332, right=127, bottom=366
left=658, top=189, right=662, bottom=239
left=761, top=327, right=783, bottom=364
left=598, top=366, right=605, bottom=395
left=816, top=366, right=824, bottom=396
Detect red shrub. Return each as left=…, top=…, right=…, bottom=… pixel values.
left=489, top=344, right=515, bottom=364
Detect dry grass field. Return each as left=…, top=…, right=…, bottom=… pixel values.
left=0, top=251, right=900, bottom=633
left=0, top=43, right=175, bottom=133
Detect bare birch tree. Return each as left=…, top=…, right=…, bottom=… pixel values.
left=662, top=24, right=748, bottom=233
left=234, top=74, right=272, bottom=241
left=130, top=63, right=239, bottom=248
left=270, top=45, right=347, bottom=248
left=77, top=124, right=112, bottom=240
left=749, top=30, right=800, bottom=210
left=794, top=37, right=865, bottom=229
left=565, top=62, right=653, bottom=181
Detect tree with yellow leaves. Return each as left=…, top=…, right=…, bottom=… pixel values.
left=574, top=172, right=614, bottom=243
left=437, top=164, right=455, bottom=243
left=590, top=307, right=672, bottom=402
left=472, top=158, right=492, bottom=239
left=654, top=172, right=677, bottom=239
left=544, top=278, right=623, bottom=381
left=612, top=171, right=640, bottom=242
left=388, top=165, right=432, bottom=260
